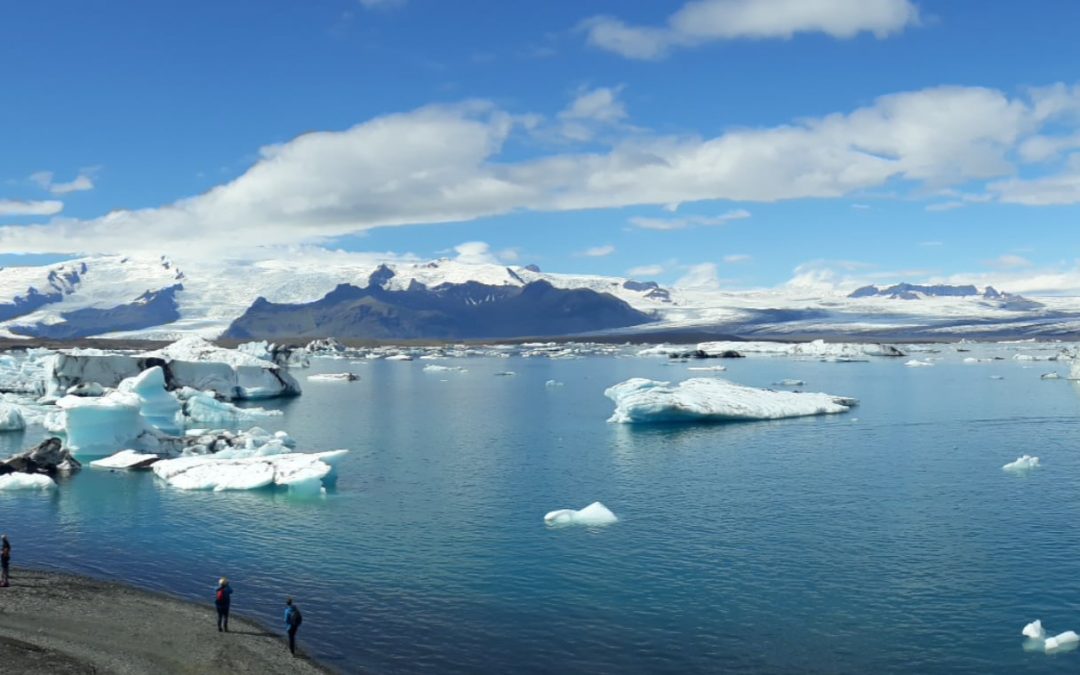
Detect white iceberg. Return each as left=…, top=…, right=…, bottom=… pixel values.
left=545, top=379, right=564, bottom=387
left=0, top=403, right=26, bottom=432
left=152, top=451, right=344, bottom=492
left=57, top=391, right=144, bottom=455
left=905, top=359, right=934, bottom=367
left=774, top=379, right=805, bottom=387
left=687, top=365, right=727, bottom=372
left=66, top=382, right=105, bottom=397
left=1003, top=455, right=1039, bottom=472
left=1023, top=620, right=1046, bottom=641
left=544, top=501, right=618, bottom=527
left=423, top=365, right=467, bottom=374
left=0, top=473, right=56, bottom=491
left=1040, top=372, right=1062, bottom=380
left=605, top=378, right=856, bottom=424
left=179, top=390, right=282, bottom=426
left=118, top=367, right=182, bottom=435
left=90, top=449, right=161, bottom=470
left=385, top=354, right=413, bottom=361
left=307, top=372, right=360, bottom=382
left=1045, top=631, right=1080, bottom=652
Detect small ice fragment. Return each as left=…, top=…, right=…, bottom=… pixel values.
left=1023, top=620, right=1045, bottom=640
left=1003, top=455, right=1039, bottom=472
left=1045, top=631, right=1079, bottom=651
left=495, top=371, right=516, bottom=377
left=1040, top=372, right=1061, bottom=380
left=774, top=379, right=805, bottom=387
left=905, top=359, right=934, bottom=367
left=544, top=501, right=618, bottom=527
left=307, top=373, right=360, bottom=382
left=545, top=380, right=564, bottom=387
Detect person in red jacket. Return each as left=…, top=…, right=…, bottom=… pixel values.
left=214, top=577, right=233, bottom=631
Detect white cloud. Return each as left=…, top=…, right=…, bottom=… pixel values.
left=584, top=0, right=920, bottom=60
left=453, top=241, right=501, bottom=265
left=630, top=209, right=751, bottom=230
left=30, top=170, right=96, bottom=195
left=583, top=244, right=615, bottom=257
left=723, top=254, right=752, bottom=264
left=0, top=82, right=1076, bottom=256
left=988, top=254, right=1032, bottom=269
left=556, top=86, right=629, bottom=141
left=675, top=262, right=721, bottom=289
left=0, top=199, right=63, bottom=217
left=627, top=264, right=665, bottom=277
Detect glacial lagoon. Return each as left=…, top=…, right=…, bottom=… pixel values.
left=2, top=344, right=1080, bottom=673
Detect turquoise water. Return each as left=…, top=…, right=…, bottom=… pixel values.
left=3, top=350, right=1080, bottom=673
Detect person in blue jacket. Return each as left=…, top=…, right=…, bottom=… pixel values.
left=215, top=577, right=233, bottom=632
left=284, top=597, right=303, bottom=655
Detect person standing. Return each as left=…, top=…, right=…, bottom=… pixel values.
left=0, top=535, right=10, bottom=587
left=284, top=597, right=303, bottom=655
left=214, top=577, right=232, bottom=632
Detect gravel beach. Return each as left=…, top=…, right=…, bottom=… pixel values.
left=0, top=568, right=333, bottom=674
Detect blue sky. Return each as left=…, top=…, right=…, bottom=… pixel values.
left=2, top=0, right=1080, bottom=292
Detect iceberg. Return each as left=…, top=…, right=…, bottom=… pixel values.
left=545, top=379, right=564, bottom=387
left=385, top=354, right=413, bottom=361
left=0, top=403, right=25, bottom=431
left=152, top=451, right=342, bottom=492
left=118, top=367, right=182, bottom=435
left=1003, top=455, right=1039, bottom=472
left=90, top=449, right=161, bottom=470
left=179, top=389, right=282, bottom=426
left=57, top=391, right=144, bottom=455
left=605, top=378, right=856, bottom=424
left=774, top=379, right=805, bottom=387
left=423, top=365, right=467, bottom=374
left=1021, top=620, right=1080, bottom=653
left=904, top=359, right=934, bottom=367
left=1045, top=631, right=1080, bottom=652
left=1023, top=620, right=1046, bottom=641
left=544, top=501, right=618, bottom=527
left=687, top=365, right=727, bottom=372
left=1040, top=372, right=1062, bottom=380
left=0, top=473, right=56, bottom=490
left=697, top=340, right=903, bottom=360
left=307, top=372, right=360, bottom=382
left=66, top=382, right=105, bottom=397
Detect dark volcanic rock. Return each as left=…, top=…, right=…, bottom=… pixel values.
left=1, top=437, right=81, bottom=476
left=224, top=279, right=655, bottom=340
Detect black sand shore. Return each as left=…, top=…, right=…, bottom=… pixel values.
left=0, top=568, right=334, bottom=674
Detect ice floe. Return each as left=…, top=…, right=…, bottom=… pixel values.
left=90, top=449, right=161, bottom=470
left=0, top=473, right=56, bottom=490
left=545, top=379, right=564, bottom=387
left=1003, top=455, right=1040, bottom=472
left=151, top=451, right=342, bottom=492
left=544, top=501, right=618, bottom=527
left=0, top=403, right=26, bottom=431
left=423, top=365, right=467, bottom=374
left=605, top=378, right=856, bottom=424
left=307, top=372, right=360, bottom=382
left=904, top=359, right=934, bottom=367
left=1023, top=620, right=1080, bottom=653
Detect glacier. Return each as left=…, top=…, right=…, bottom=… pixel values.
left=544, top=502, right=619, bottom=527
left=605, top=378, right=857, bottom=424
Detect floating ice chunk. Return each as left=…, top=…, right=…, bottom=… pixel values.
left=0, top=404, right=26, bottom=432
left=90, top=449, right=161, bottom=470
left=66, top=382, right=105, bottom=397
left=605, top=378, right=856, bottom=424
left=687, top=365, right=727, bottom=372
left=905, top=359, right=934, bottom=367
left=1040, top=372, right=1062, bottom=380
left=1045, top=631, right=1080, bottom=651
left=423, top=365, right=467, bottom=374
left=180, top=390, right=282, bottom=426
left=385, top=354, right=413, bottom=361
left=0, top=473, right=56, bottom=490
left=307, top=372, right=360, bottom=382
left=545, top=380, right=564, bottom=387
left=544, top=501, right=618, bottom=527
left=152, top=452, right=343, bottom=492
left=57, top=391, right=145, bottom=455
left=1023, top=620, right=1046, bottom=641
left=495, top=371, right=517, bottom=377
left=1003, top=455, right=1040, bottom=472
left=118, top=367, right=182, bottom=435
left=774, top=379, right=805, bottom=387
left=990, top=375, right=1005, bottom=380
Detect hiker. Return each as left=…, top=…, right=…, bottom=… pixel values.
left=284, top=597, right=303, bottom=655
left=0, top=535, right=9, bottom=587
left=215, top=577, right=233, bottom=631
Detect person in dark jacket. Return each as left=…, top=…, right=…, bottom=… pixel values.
left=284, top=597, right=302, bottom=655
left=215, top=577, right=233, bottom=631
left=0, top=535, right=10, bottom=587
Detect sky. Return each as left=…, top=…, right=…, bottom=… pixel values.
left=3, top=0, right=1080, bottom=293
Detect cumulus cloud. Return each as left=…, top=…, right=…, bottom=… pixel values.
left=723, top=254, right=752, bottom=264
left=630, top=209, right=750, bottom=230
left=0, top=199, right=64, bottom=217
left=583, top=0, right=920, bottom=60
left=30, top=170, right=96, bottom=195
left=556, top=86, right=629, bottom=141
left=0, top=82, right=1077, bottom=256
left=628, top=264, right=665, bottom=277
left=582, top=244, right=615, bottom=257
left=453, top=241, right=501, bottom=265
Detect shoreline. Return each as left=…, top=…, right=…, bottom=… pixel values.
left=0, top=568, right=335, bottom=674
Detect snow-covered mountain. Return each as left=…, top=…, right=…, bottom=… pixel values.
left=0, top=254, right=1078, bottom=341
